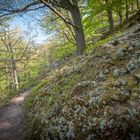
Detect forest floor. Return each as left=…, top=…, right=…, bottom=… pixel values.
left=0, top=90, right=30, bottom=140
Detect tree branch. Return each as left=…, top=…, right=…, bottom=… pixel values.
left=0, top=1, right=45, bottom=18
left=40, top=0, right=78, bottom=28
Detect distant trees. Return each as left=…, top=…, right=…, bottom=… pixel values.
left=0, top=27, right=31, bottom=93
left=0, top=19, right=51, bottom=103
left=84, top=0, right=139, bottom=35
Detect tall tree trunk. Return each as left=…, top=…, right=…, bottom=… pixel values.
left=118, top=12, right=123, bottom=24
left=41, top=0, right=86, bottom=55
left=9, top=45, right=19, bottom=91
left=117, top=7, right=123, bottom=24
left=131, top=3, right=134, bottom=10
left=108, top=11, right=114, bottom=30
left=105, top=0, right=114, bottom=31
left=116, top=0, right=123, bottom=24
left=125, top=0, right=129, bottom=21
left=6, top=65, right=12, bottom=94
left=11, top=59, right=19, bottom=91
left=136, top=0, right=139, bottom=9
left=13, top=65, right=19, bottom=91
left=70, top=3, right=86, bottom=55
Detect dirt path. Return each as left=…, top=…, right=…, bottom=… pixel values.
left=0, top=90, right=30, bottom=140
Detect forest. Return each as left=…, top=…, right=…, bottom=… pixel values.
left=0, top=0, right=140, bottom=140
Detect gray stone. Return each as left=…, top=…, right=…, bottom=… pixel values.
left=131, top=68, right=140, bottom=79
left=113, top=69, right=120, bottom=77
left=135, top=42, right=140, bottom=48
left=79, top=81, right=97, bottom=88
left=111, top=89, right=130, bottom=102
left=116, top=48, right=126, bottom=59
left=131, top=40, right=140, bottom=49
left=88, top=96, right=100, bottom=107
left=120, top=68, right=128, bottom=75
left=134, top=51, right=140, bottom=59
left=104, top=69, right=110, bottom=74
left=95, top=86, right=106, bottom=95
left=114, top=79, right=128, bottom=87
left=120, top=89, right=130, bottom=97
left=126, top=61, right=136, bottom=71
left=98, top=71, right=105, bottom=80
left=88, top=91, right=96, bottom=97
left=128, top=47, right=133, bottom=51
left=113, top=68, right=127, bottom=77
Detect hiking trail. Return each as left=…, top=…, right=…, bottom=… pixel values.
left=0, top=90, right=30, bottom=140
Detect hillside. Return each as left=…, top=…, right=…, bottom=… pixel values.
left=25, top=12, right=140, bottom=140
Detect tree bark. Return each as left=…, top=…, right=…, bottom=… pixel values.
left=136, top=0, right=139, bottom=9
left=105, top=0, right=114, bottom=31
left=11, top=61, right=19, bottom=91
left=125, top=0, right=129, bottom=21
left=108, top=10, right=114, bottom=30
left=9, top=45, right=19, bottom=91
left=117, top=1, right=123, bottom=24
left=117, top=7, right=123, bottom=24
left=41, top=0, right=86, bottom=55
left=118, top=11, right=123, bottom=24
left=69, top=2, right=86, bottom=55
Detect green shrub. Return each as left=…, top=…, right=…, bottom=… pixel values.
left=25, top=79, right=47, bottom=109
left=50, top=43, right=76, bottom=61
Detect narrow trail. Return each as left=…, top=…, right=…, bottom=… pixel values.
left=0, top=90, right=30, bottom=140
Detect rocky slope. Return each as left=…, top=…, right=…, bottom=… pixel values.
left=26, top=13, right=140, bottom=140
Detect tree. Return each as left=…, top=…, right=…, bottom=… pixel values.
left=125, top=0, right=129, bottom=21
left=104, top=0, right=114, bottom=30
left=0, top=0, right=86, bottom=55
left=83, top=0, right=115, bottom=33
left=47, top=0, right=86, bottom=55
left=115, top=0, right=123, bottom=24
left=136, top=0, right=139, bottom=9
left=0, top=27, right=31, bottom=92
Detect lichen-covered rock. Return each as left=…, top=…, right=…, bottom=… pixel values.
left=26, top=14, right=140, bottom=140
left=128, top=46, right=134, bottom=51
left=126, top=61, right=136, bottom=71
left=131, top=68, right=140, bottom=79
left=113, top=68, right=127, bottom=77
left=78, top=81, right=97, bottom=88
left=114, top=79, right=128, bottom=87
left=97, top=71, right=106, bottom=80
left=116, top=48, right=126, bottom=60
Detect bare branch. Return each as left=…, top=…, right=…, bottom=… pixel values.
left=0, top=1, right=45, bottom=18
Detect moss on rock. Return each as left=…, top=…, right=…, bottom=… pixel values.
left=25, top=18, right=140, bottom=140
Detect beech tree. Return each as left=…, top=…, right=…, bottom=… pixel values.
left=47, top=0, right=86, bottom=55
left=0, top=0, right=86, bottom=55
